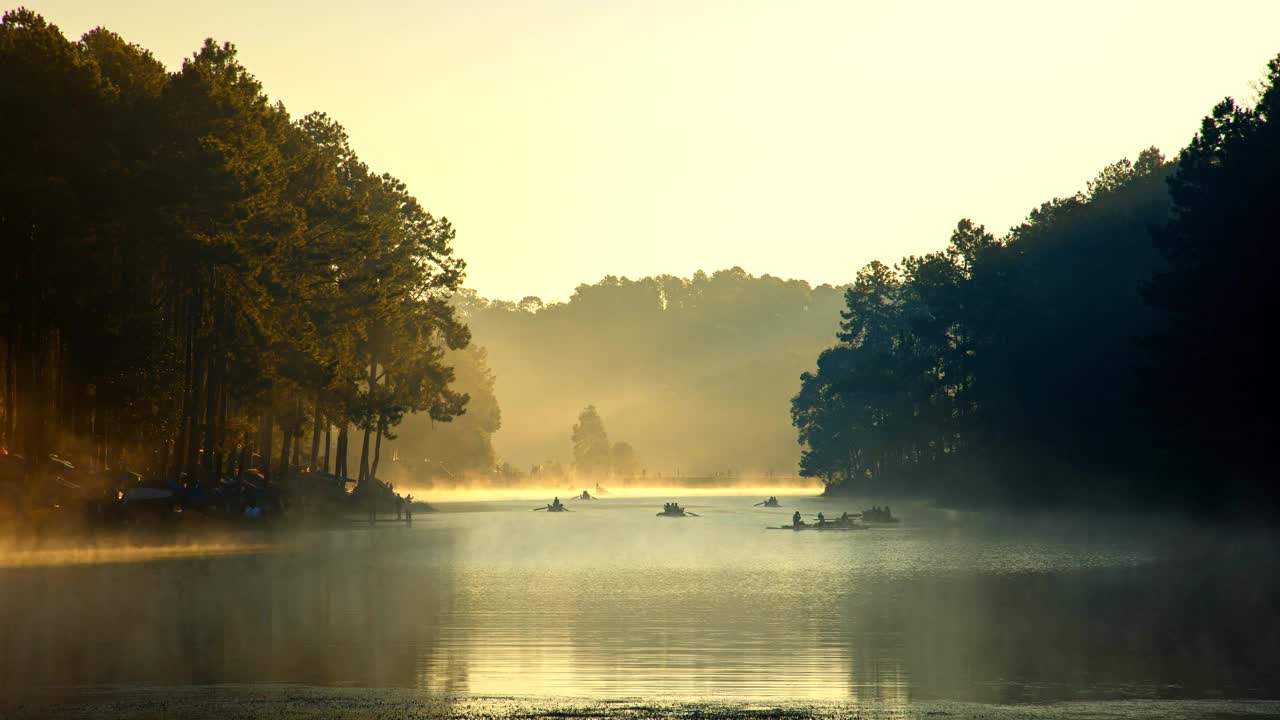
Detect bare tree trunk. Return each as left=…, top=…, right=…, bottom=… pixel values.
left=357, top=353, right=376, bottom=484
left=370, top=418, right=384, bottom=483
left=357, top=425, right=371, bottom=484
left=309, top=390, right=322, bottom=471
left=335, top=425, right=348, bottom=480
left=201, top=346, right=220, bottom=473
left=172, top=293, right=195, bottom=481
left=258, top=403, right=274, bottom=483
left=279, top=425, right=292, bottom=480
left=186, top=342, right=208, bottom=480
left=323, top=425, right=332, bottom=474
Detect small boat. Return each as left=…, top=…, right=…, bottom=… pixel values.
left=577, top=491, right=595, bottom=500
left=754, top=497, right=782, bottom=508
left=861, top=507, right=900, bottom=523
left=657, top=504, right=698, bottom=517
left=767, top=523, right=854, bottom=531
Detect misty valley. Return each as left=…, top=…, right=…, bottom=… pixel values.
left=3, top=3, right=1280, bottom=719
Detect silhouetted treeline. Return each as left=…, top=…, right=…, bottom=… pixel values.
left=0, top=10, right=471, bottom=486
left=455, top=270, right=848, bottom=475
left=794, top=55, right=1280, bottom=515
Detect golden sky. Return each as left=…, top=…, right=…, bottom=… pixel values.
left=33, top=0, right=1280, bottom=301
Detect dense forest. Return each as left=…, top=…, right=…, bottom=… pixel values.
left=793, top=56, right=1280, bottom=515
left=0, top=9, right=473, bottom=488
left=455, top=270, right=847, bottom=477
left=4, top=8, right=1276, bottom=514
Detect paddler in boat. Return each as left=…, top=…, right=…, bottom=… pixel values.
left=839, top=511, right=852, bottom=526
left=551, top=497, right=563, bottom=511
left=792, top=510, right=803, bottom=528
left=816, top=511, right=826, bottom=527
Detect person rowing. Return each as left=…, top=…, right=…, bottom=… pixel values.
left=533, top=497, right=568, bottom=511
left=792, top=510, right=803, bottom=529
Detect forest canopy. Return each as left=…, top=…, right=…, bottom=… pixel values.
left=0, top=9, right=471, bottom=487
left=792, top=54, right=1280, bottom=515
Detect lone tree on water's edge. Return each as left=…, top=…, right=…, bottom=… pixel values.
left=572, top=405, right=611, bottom=478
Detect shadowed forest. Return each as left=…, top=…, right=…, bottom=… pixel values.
left=2, top=7, right=1279, bottom=518
left=792, top=58, right=1280, bottom=514
left=0, top=9, right=471, bottom=505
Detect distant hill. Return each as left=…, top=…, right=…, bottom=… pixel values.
left=450, top=268, right=848, bottom=476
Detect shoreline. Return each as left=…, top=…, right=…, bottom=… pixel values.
left=7, top=685, right=1280, bottom=720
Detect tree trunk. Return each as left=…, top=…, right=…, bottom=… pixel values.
left=357, top=424, right=371, bottom=484
left=370, top=418, right=384, bottom=483
left=201, top=347, right=220, bottom=473
left=309, top=391, right=322, bottom=471
left=258, top=403, right=274, bottom=483
left=186, top=341, right=208, bottom=480
left=357, top=352, right=376, bottom=484
left=323, top=426, right=332, bottom=474
left=279, top=425, right=292, bottom=480
left=335, top=425, right=348, bottom=480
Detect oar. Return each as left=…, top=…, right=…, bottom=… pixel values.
left=753, top=501, right=766, bottom=506
left=532, top=506, right=547, bottom=511
left=683, top=511, right=700, bottom=517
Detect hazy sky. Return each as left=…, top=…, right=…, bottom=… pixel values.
left=33, top=0, right=1280, bottom=301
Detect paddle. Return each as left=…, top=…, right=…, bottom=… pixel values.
left=683, top=511, right=700, bottom=517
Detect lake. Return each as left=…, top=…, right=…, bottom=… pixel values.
left=2, top=491, right=1278, bottom=716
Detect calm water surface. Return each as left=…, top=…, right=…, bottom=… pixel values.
left=2, top=494, right=1278, bottom=704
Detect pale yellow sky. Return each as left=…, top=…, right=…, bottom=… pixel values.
left=31, top=0, right=1280, bottom=301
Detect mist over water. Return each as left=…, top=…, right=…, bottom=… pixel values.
left=4, top=495, right=1277, bottom=705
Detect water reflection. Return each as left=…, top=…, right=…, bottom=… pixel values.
left=2, top=497, right=1278, bottom=703
left=0, top=528, right=461, bottom=692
